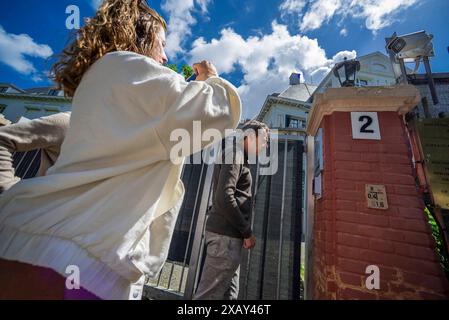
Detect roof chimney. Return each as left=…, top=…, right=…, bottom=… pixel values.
left=289, top=72, right=301, bottom=85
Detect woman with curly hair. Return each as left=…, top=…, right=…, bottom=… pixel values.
left=0, top=0, right=241, bottom=300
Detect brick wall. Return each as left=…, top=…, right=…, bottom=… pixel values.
left=313, top=111, right=449, bottom=300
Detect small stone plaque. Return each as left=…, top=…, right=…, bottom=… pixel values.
left=366, top=184, right=388, bottom=210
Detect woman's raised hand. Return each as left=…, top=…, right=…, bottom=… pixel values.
left=192, top=60, right=218, bottom=81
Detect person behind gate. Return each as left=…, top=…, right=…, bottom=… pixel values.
left=194, top=120, right=269, bottom=300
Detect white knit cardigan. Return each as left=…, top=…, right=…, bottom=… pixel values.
left=0, top=51, right=241, bottom=300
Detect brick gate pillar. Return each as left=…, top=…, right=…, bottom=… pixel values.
left=306, top=85, right=449, bottom=300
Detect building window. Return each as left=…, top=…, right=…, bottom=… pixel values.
left=373, top=63, right=387, bottom=73
left=0, top=104, right=6, bottom=113
left=288, top=117, right=299, bottom=128
left=48, top=89, right=61, bottom=96
left=277, top=114, right=284, bottom=128
left=286, top=115, right=305, bottom=129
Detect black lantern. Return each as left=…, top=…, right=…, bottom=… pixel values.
left=333, top=57, right=361, bottom=87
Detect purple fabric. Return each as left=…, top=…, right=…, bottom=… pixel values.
left=63, top=286, right=102, bottom=300
left=0, top=258, right=103, bottom=300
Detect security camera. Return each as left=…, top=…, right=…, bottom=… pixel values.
left=387, top=37, right=406, bottom=54
left=386, top=30, right=434, bottom=62
left=385, top=29, right=439, bottom=104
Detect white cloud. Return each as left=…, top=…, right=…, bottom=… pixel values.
left=0, top=25, right=53, bottom=82
left=349, top=0, right=418, bottom=32
left=340, top=28, right=348, bottom=36
left=190, top=29, right=249, bottom=74
left=300, top=0, right=342, bottom=32
left=279, top=0, right=307, bottom=14
left=189, top=22, right=356, bottom=118
left=196, top=0, right=212, bottom=14
left=162, top=0, right=212, bottom=57
left=280, top=0, right=420, bottom=33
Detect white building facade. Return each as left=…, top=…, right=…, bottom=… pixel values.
left=0, top=84, right=71, bottom=124
left=311, top=51, right=397, bottom=99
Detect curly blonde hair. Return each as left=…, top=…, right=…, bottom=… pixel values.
left=51, top=0, right=167, bottom=97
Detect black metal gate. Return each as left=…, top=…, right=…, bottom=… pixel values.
left=145, top=139, right=305, bottom=300
left=241, top=139, right=304, bottom=300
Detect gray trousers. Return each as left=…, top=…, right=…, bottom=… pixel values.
left=193, top=231, right=243, bottom=300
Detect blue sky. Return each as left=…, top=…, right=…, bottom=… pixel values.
left=1, top=0, right=448, bottom=118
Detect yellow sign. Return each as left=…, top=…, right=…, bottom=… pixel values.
left=417, top=119, right=449, bottom=209
left=366, top=184, right=389, bottom=210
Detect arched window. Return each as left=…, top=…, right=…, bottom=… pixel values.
left=373, top=63, right=387, bottom=73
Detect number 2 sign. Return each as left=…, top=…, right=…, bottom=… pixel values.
left=351, top=112, right=381, bottom=140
